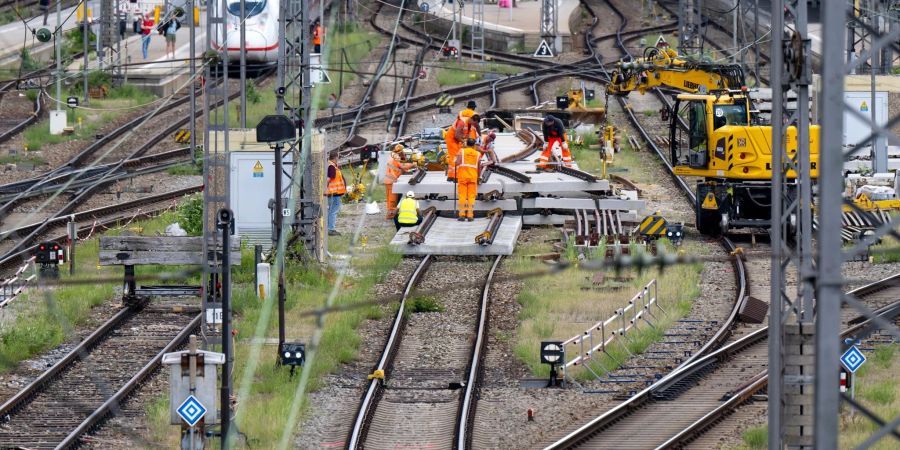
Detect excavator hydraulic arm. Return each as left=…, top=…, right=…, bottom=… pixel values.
left=607, top=47, right=745, bottom=96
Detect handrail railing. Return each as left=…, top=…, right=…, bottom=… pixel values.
left=560, top=279, right=660, bottom=375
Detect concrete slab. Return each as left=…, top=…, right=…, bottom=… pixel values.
left=418, top=199, right=518, bottom=211
left=390, top=216, right=522, bottom=256
left=529, top=197, right=645, bottom=211
left=395, top=169, right=609, bottom=195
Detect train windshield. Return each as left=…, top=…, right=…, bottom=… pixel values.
left=227, top=1, right=266, bottom=17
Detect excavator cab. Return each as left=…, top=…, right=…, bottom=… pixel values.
left=668, top=93, right=751, bottom=170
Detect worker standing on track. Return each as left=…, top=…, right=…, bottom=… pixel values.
left=455, top=138, right=481, bottom=221
left=395, top=191, right=421, bottom=230
left=538, top=115, right=573, bottom=169
left=445, top=111, right=481, bottom=181
left=326, top=152, right=346, bottom=236
left=384, top=144, right=416, bottom=220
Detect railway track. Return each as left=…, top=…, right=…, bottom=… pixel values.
left=348, top=255, right=502, bottom=449
left=0, top=304, right=201, bottom=449
left=546, top=273, right=899, bottom=449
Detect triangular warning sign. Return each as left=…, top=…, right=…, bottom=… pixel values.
left=655, top=35, right=669, bottom=47
left=253, top=160, right=264, bottom=171
left=312, top=67, right=332, bottom=84
left=534, top=39, right=554, bottom=58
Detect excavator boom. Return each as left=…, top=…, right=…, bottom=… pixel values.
left=607, top=47, right=745, bottom=96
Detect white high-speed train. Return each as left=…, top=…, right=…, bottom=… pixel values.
left=213, top=0, right=280, bottom=63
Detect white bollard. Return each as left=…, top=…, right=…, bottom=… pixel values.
left=256, top=262, right=271, bottom=300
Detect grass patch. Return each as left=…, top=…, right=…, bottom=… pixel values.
left=510, top=231, right=702, bottom=379
left=435, top=61, right=521, bottom=87
left=0, top=153, right=46, bottom=166
left=145, top=224, right=402, bottom=447
left=166, top=162, right=202, bottom=176
left=839, top=343, right=900, bottom=449
left=870, top=237, right=900, bottom=264
left=406, top=296, right=444, bottom=314
left=739, top=426, right=768, bottom=449
left=23, top=83, right=158, bottom=151
left=0, top=211, right=182, bottom=371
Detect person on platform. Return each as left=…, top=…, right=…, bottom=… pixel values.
left=445, top=112, right=480, bottom=181
left=326, top=152, right=346, bottom=236
left=141, top=12, right=154, bottom=60
left=537, top=114, right=573, bottom=170
left=163, top=15, right=180, bottom=59
left=384, top=144, right=416, bottom=220
left=395, top=191, right=421, bottom=230
left=455, top=138, right=481, bottom=221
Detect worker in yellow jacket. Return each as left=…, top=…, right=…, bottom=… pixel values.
left=384, top=145, right=415, bottom=220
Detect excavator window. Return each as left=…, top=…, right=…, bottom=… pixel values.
left=688, top=101, right=707, bottom=151
left=712, top=104, right=748, bottom=129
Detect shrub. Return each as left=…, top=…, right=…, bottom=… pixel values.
left=177, top=194, right=204, bottom=235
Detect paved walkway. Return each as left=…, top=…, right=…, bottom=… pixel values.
left=435, top=0, right=580, bottom=35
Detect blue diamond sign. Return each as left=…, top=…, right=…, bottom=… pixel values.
left=840, top=346, right=867, bottom=373
left=177, top=395, right=207, bottom=427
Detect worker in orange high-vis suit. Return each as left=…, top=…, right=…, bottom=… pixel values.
left=455, top=138, right=481, bottom=221
left=313, top=19, right=323, bottom=53
left=537, top=114, right=573, bottom=169
left=384, top=144, right=416, bottom=220
left=445, top=113, right=480, bottom=181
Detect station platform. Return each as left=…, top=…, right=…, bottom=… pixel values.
left=390, top=215, right=522, bottom=256
left=437, top=0, right=579, bottom=36
left=0, top=6, right=78, bottom=68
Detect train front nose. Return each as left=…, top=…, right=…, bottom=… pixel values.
left=224, top=28, right=274, bottom=62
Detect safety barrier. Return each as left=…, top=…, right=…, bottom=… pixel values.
left=0, top=256, right=37, bottom=308
left=560, top=279, right=661, bottom=378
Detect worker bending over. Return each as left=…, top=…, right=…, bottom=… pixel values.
left=384, top=144, right=416, bottom=220
left=480, top=130, right=499, bottom=166
left=538, top=115, right=573, bottom=169
left=445, top=108, right=480, bottom=181
left=455, top=138, right=482, bottom=221
left=395, top=191, right=421, bottom=230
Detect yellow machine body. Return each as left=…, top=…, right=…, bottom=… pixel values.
left=671, top=94, right=821, bottom=181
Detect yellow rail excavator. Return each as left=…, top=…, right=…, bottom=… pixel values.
left=608, top=47, right=821, bottom=235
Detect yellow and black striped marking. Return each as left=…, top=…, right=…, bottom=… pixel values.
left=638, top=213, right=668, bottom=237
left=435, top=94, right=455, bottom=108
left=174, top=129, right=191, bottom=144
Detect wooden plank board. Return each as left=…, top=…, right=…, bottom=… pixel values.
left=99, top=236, right=241, bottom=266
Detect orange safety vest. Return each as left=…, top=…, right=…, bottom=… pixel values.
left=313, top=25, right=323, bottom=45
left=456, top=146, right=480, bottom=181
left=385, top=156, right=406, bottom=184
left=327, top=161, right=346, bottom=195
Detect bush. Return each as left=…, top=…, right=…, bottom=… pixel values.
left=177, top=194, right=204, bottom=235
left=19, top=48, right=42, bottom=71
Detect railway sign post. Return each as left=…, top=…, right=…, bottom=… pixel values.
left=840, top=346, right=866, bottom=373
left=177, top=394, right=207, bottom=427
left=534, top=39, right=554, bottom=58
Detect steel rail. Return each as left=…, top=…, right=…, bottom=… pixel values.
left=0, top=147, right=193, bottom=201
left=456, top=255, right=503, bottom=449
left=56, top=313, right=203, bottom=449
left=347, top=254, right=434, bottom=448
left=0, top=87, right=42, bottom=145
left=540, top=1, right=752, bottom=447
left=656, top=273, right=900, bottom=449
left=0, top=185, right=202, bottom=270
left=0, top=307, right=134, bottom=418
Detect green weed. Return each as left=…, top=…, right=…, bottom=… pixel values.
left=176, top=193, right=203, bottom=235
left=741, top=426, right=768, bottom=449
left=406, top=296, right=444, bottom=313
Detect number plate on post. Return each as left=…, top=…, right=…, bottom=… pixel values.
left=206, top=308, right=223, bottom=324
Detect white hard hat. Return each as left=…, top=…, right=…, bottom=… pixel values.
left=406, top=191, right=415, bottom=198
